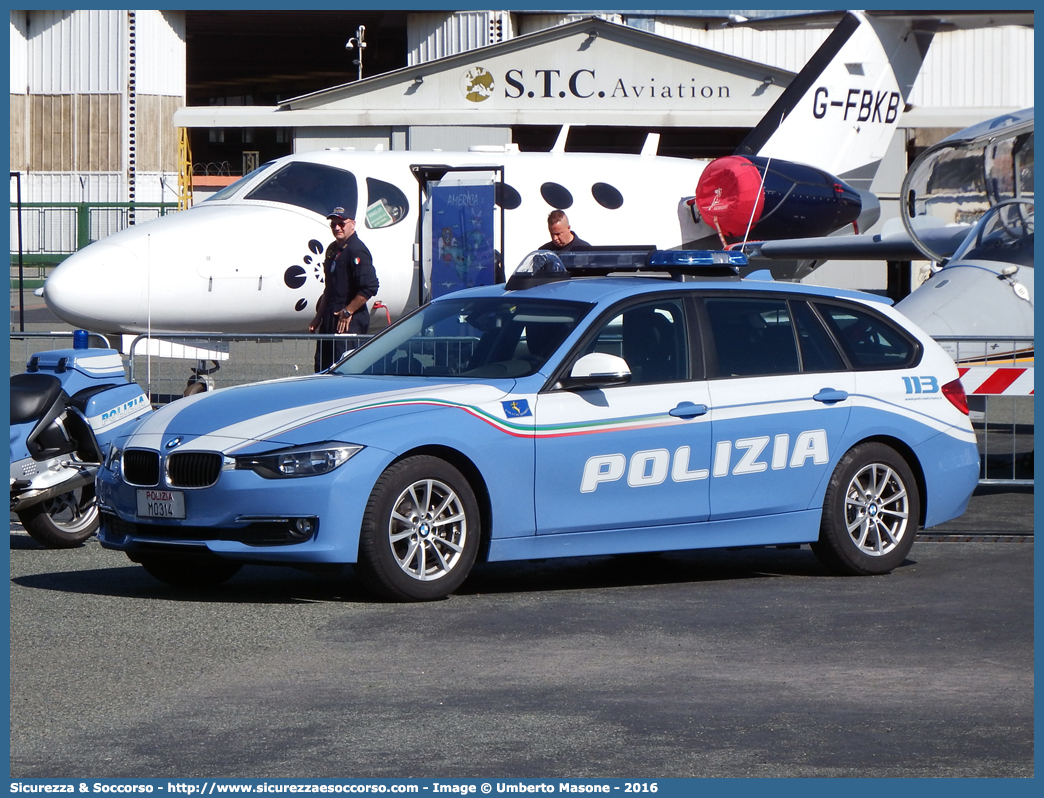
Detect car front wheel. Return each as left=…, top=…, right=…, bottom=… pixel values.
left=811, top=442, right=919, bottom=575
left=356, top=456, right=480, bottom=601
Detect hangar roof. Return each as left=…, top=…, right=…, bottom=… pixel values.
left=176, top=17, right=793, bottom=130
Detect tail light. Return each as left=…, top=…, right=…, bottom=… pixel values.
left=942, top=378, right=969, bottom=415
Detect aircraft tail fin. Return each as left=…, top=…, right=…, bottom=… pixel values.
left=736, top=11, right=933, bottom=191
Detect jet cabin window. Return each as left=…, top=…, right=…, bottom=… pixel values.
left=540, top=182, right=573, bottom=209
left=363, top=178, right=409, bottom=229
left=244, top=162, right=358, bottom=218
left=496, top=182, right=522, bottom=210
left=592, top=182, right=624, bottom=210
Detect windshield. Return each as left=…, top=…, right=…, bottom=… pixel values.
left=203, top=162, right=277, bottom=203
left=335, top=297, right=593, bottom=379
left=244, top=161, right=359, bottom=217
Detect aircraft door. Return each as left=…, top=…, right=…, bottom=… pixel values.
left=421, top=168, right=504, bottom=301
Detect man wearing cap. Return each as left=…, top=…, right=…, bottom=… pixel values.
left=309, top=207, right=380, bottom=372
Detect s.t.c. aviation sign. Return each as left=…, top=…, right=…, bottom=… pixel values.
left=462, top=64, right=741, bottom=106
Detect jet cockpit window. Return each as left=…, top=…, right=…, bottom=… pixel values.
left=204, top=162, right=277, bottom=203
left=244, top=162, right=358, bottom=218
left=363, top=178, right=409, bottom=229
left=985, top=132, right=1034, bottom=202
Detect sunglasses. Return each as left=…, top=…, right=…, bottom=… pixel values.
left=330, top=219, right=352, bottom=229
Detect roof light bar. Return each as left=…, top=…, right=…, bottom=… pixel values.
left=506, top=248, right=748, bottom=289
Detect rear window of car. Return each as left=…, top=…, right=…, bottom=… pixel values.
left=793, top=300, right=846, bottom=372
left=702, top=295, right=918, bottom=377
left=814, top=302, right=920, bottom=370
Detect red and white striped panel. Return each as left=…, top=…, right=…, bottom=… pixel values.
left=958, top=367, right=1034, bottom=395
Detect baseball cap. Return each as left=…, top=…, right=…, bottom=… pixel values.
left=327, top=207, right=354, bottom=222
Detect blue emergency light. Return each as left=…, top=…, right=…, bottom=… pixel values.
left=506, top=248, right=749, bottom=289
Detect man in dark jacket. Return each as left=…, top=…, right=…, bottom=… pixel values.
left=310, top=206, right=380, bottom=372
left=540, top=209, right=591, bottom=252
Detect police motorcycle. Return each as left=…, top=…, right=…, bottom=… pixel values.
left=10, top=331, right=152, bottom=548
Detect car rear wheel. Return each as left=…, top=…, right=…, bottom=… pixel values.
left=135, top=553, right=242, bottom=588
left=17, top=484, right=100, bottom=548
left=356, top=456, right=480, bottom=601
left=811, top=442, right=919, bottom=575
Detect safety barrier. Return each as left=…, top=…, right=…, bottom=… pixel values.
left=124, top=332, right=374, bottom=404
left=934, top=336, right=1033, bottom=487
left=10, top=330, right=1033, bottom=486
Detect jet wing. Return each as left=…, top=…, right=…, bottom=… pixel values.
left=746, top=225, right=972, bottom=262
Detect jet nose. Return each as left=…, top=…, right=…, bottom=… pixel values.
left=43, top=242, right=145, bottom=333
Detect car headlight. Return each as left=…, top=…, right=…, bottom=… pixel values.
left=235, top=442, right=363, bottom=479
left=104, top=444, right=122, bottom=474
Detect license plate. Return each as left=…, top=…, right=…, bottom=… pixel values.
left=136, top=489, right=186, bottom=519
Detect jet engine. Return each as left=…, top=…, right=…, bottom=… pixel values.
left=693, top=155, right=869, bottom=243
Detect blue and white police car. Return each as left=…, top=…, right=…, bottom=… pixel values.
left=97, top=250, right=980, bottom=601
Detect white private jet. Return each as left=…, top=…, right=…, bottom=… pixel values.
left=43, top=10, right=929, bottom=336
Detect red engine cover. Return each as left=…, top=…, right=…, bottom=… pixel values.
left=695, top=156, right=766, bottom=238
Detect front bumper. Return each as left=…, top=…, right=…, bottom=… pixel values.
left=96, top=446, right=393, bottom=564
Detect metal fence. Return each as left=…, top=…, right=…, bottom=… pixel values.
left=9, top=331, right=1033, bottom=486
left=9, top=203, right=179, bottom=263
left=10, top=331, right=110, bottom=368
left=933, top=336, right=1034, bottom=486
left=125, top=332, right=372, bottom=403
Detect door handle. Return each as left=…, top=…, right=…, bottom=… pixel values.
left=813, top=388, right=849, bottom=404
left=669, top=402, right=709, bottom=418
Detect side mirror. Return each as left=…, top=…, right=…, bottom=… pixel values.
left=560, top=352, right=632, bottom=390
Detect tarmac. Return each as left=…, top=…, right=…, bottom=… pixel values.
left=8, top=488, right=1034, bottom=778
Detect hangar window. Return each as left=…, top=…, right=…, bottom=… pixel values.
left=244, top=162, right=358, bottom=218
left=592, top=182, right=624, bottom=210
left=540, top=182, right=573, bottom=209
left=496, top=182, right=522, bottom=210
left=364, top=178, right=409, bottom=229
